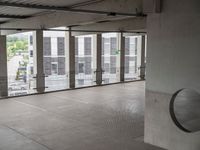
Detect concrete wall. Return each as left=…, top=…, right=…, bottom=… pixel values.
left=145, top=0, right=200, bottom=150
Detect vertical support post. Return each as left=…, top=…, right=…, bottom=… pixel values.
left=66, top=28, right=75, bottom=88
left=0, top=35, right=8, bottom=97
left=33, top=30, right=45, bottom=93
left=140, top=35, right=146, bottom=80
left=117, top=32, right=125, bottom=82
left=93, top=34, right=102, bottom=85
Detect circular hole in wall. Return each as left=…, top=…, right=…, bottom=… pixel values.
left=170, top=89, right=200, bottom=133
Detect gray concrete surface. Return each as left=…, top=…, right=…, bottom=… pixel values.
left=145, top=0, right=200, bottom=149
left=0, top=81, right=164, bottom=150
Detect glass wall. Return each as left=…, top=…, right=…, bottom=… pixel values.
left=101, top=33, right=119, bottom=84
left=7, top=32, right=36, bottom=96
left=124, top=36, right=142, bottom=81
left=43, top=31, right=68, bottom=92
left=2, top=31, right=146, bottom=98
left=75, top=35, right=95, bottom=87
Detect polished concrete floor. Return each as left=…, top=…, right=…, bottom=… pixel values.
left=0, top=81, right=165, bottom=150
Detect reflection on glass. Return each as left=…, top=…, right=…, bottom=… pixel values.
left=75, top=35, right=95, bottom=87
left=124, top=36, right=142, bottom=81
left=102, top=33, right=119, bottom=84
left=7, top=32, right=36, bottom=96
left=5, top=31, right=145, bottom=98
left=43, top=31, right=68, bottom=91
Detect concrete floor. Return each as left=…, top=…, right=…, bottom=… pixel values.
left=0, top=81, right=165, bottom=150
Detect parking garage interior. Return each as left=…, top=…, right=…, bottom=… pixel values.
left=0, top=0, right=200, bottom=150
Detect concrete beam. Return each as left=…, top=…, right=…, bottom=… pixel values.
left=140, top=35, right=146, bottom=80
left=1, top=17, right=146, bottom=36
left=118, top=33, right=125, bottom=82
left=93, top=34, right=102, bottom=85
left=0, top=14, right=31, bottom=19
left=65, top=29, right=75, bottom=89
left=72, top=17, right=146, bottom=36
left=143, top=0, right=161, bottom=13
left=33, top=30, right=45, bottom=93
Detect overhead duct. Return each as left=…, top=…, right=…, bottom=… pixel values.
left=0, top=14, right=30, bottom=19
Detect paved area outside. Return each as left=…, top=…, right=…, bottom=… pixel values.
left=0, top=81, right=165, bottom=150
left=8, top=55, right=23, bottom=82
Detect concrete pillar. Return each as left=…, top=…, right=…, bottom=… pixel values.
left=0, top=35, right=8, bottom=97
left=33, top=30, right=45, bottom=93
left=140, top=35, right=146, bottom=80
left=93, top=34, right=102, bottom=85
left=65, top=28, right=75, bottom=89
left=117, top=33, right=125, bottom=82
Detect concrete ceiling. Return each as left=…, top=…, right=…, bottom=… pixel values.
left=0, top=0, right=104, bottom=15
left=0, top=0, right=98, bottom=7
left=0, top=0, right=106, bottom=22
left=0, top=0, right=145, bottom=34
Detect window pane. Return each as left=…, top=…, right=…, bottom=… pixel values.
left=124, top=36, right=142, bottom=81
left=75, top=35, right=95, bottom=87
left=7, top=32, right=37, bottom=97
left=102, top=33, right=118, bottom=84
left=43, top=31, right=68, bottom=92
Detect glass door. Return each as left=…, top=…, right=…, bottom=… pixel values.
left=124, top=35, right=142, bottom=81
left=7, top=31, right=36, bottom=96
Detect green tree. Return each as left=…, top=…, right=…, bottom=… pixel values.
left=7, top=36, right=28, bottom=58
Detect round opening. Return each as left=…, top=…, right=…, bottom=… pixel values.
left=170, top=89, right=200, bottom=133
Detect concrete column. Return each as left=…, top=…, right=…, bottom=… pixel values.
left=65, top=28, right=75, bottom=88
left=93, top=34, right=102, bottom=85
left=0, top=36, right=8, bottom=97
left=117, top=33, right=125, bottom=82
left=33, top=30, right=45, bottom=93
left=140, top=35, right=146, bottom=80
